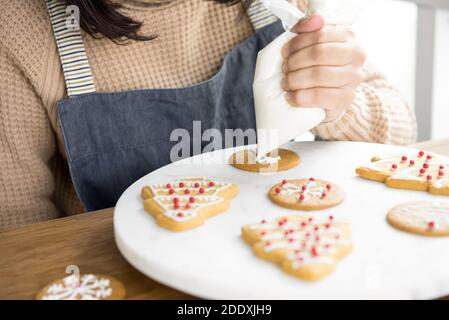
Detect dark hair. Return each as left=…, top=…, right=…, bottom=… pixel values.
left=66, top=0, right=252, bottom=43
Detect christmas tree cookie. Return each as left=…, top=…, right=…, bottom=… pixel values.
left=356, top=150, right=449, bottom=195
left=242, top=215, right=352, bottom=281
left=141, top=178, right=238, bottom=231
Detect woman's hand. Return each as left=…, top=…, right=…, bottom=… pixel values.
left=281, top=14, right=367, bottom=121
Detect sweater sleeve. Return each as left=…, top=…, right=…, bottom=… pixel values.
left=311, top=64, right=417, bottom=145
left=0, top=47, right=60, bottom=229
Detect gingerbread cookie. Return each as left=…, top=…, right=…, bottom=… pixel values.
left=387, top=201, right=449, bottom=237
left=356, top=150, right=449, bottom=195
left=141, top=178, right=239, bottom=231
left=268, top=178, right=345, bottom=211
left=242, top=215, right=352, bottom=281
left=229, top=148, right=300, bottom=173
left=36, top=274, right=125, bottom=300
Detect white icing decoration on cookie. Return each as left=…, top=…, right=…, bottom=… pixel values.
left=365, top=151, right=449, bottom=188
left=249, top=149, right=281, bottom=165
left=390, top=167, right=422, bottom=181
left=257, top=155, right=281, bottom=165
left=41, top=275, right=113, bottom=300
left=278, top=180, right=327, bottom=201
left=248, top=216, right=348, bottom=268
left=434, top=177, right=449, bottom=189
left=148, top=178, right=232, bottom=222
left=391, top=201, right=449, bottom=231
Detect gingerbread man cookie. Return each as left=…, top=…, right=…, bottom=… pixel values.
left=36, top=274, right=125, bottom=300
left=356, top=150, right=449, bottom=195
left=268, top=178, right=345, bottom=211
left=229, top=148, right=300, bottom=173
left=387, top=201, right=449, bottom=237
left=242, top=215, right=352, bottom=281
left=141, top=178, right=239, bottom=231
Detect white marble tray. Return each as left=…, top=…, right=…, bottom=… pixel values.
left=114, top=141, right=449, bottom=299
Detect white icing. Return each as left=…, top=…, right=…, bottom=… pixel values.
left=261, top=227, right=338, bottom=241
left=154, top=195, right=222, bottom=221
left=290, top=256, right=334, bottom=268
left=249, top=149, right=281, bottom=165
left=147, top=178, right=232, bottom=222
left=265, top=240, right=305, bottom=252
left=433, top=177, right=449, bottom=189
left=391, top=201, right=449, bottom=231
left=41, top=274, right=113, bottom=300
left=278, top=180, right=327, bottom=201
left=287, top=248, right=335, bottom=268
left=391, top=167, right=422, bottom=181
left=257, top=155, right=281, bottom=165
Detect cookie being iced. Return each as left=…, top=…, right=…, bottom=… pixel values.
left=242, top=215, right=352, bottom=281
left=36, top=274, right=125, bottom=300
left=356, top=150, right=449, bottom=195
left=141, top=178, right=238, bottom=231
left=387, top=201, right=449, bottom=236
left=229, top=148, right=300, bottom=173
left=268, top=178, right=345, bottom=211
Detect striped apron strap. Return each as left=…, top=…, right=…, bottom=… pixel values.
left=46, top=0, right=96, bottom=97
left=247, top=0, right=278, bottom=30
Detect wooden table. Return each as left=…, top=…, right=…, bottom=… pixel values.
left=1, top=140, right=448, bottom=300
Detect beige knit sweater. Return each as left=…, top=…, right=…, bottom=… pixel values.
left=0, top=0, right=417, bottom=229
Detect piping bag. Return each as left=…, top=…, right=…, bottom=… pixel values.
left=254, top=0, right=362, bottom=159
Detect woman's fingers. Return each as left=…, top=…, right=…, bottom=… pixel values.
left=283, top=42, right=366, bottom=72
left=285, top=86, right=355, bottom=108
left=282, top=25, right=355, bottom=57
left=280, top=16, right=366, bottom=117
left=281, top=65, right=364, bottom=91
left=285, top=87, right=356, bottom=120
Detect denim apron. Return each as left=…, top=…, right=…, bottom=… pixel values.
left=47, top=0, right=283, bottom=211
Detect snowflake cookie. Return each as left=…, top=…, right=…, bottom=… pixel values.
left=242, top=215, right=352, bottom=281
left=36, top=274, right=125, bottom=300
left=387, top=201, right=449, bottom=236
left=268, top=178, right=345, bottom=211
left=356, top=150, right=449, bottom=195
left=141, top=178, right=239, bottom=231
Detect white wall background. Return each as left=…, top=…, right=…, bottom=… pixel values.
left=432, top=9, right=449, bottom=140
left=352, top=0, right=417, bottom=111
left=351, top=0, right=449, bottom=141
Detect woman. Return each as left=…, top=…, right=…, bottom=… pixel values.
left=0, top=0, right=416, bottom=229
